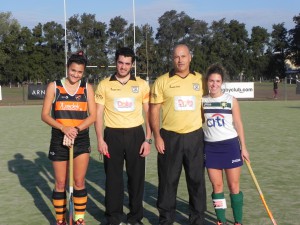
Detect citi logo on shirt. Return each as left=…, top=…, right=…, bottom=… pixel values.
left=207, top=113, right=225, bottom=127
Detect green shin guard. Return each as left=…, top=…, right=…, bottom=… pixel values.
left=230, top=191, right=243, bottom=223
left=212, top=192, right=227, bottom=222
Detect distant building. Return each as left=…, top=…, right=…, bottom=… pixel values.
left=285, top=59, right=300, bottom=84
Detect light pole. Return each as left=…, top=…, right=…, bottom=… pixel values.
left=132, top=0, right=136, bottom=77
left=64, top=0, right=68, bottom=77
left=145, top=25, right=149, bottom=83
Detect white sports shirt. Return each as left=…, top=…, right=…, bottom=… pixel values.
left=202, top=93, right=238, bottom=142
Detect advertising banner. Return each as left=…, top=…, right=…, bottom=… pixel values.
left=221, top=82, right=254, bottom=98
left=28, top=84, right=47, bottom=100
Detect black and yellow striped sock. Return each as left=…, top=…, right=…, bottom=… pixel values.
left=52, top=190, right=67, bottom=222
left=73, top=188, right=87, bottom=222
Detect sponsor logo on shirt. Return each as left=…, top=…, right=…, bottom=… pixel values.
left=75, top=95, right=81, bottom=101
left=132, top=86, right=139, bottom=93
left=207, top=113, right=225, bottom=127
left=174, top=96, right=196, bottom=111
left=193, top=83, right=200, bottom=91
left=59, top=102, right=82, bottom=111
left=61, top=95, right=69, bottom=99
left=151, top=93, right=157, bottom=99
left=95, top=93, right=103, bottom=100
left=169, top=85, right=180, bottom=88
left=203, top=102, right=212, bottom=107
left=114, top=97, right=135, bottom=112
left=111, top=88, right=121, bottom=91
left=221, top=101, right=227, bottom=108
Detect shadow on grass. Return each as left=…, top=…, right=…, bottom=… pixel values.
left=7, top=152, right=219, bottom=224
left=7, top=152, right=107, bottom=224
left=85, top=156, right=106, bottom=224
left=286, top=106, right=300, bottom=109
left=7, top=153, right=55, bottom=223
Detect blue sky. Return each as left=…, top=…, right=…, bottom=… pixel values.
left=1, top=0, right=299, bottom=33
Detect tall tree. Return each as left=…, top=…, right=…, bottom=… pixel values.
left=107, top=16, right=128, bottom=59
left=187, top=20, right=210, bottom=74
left=15, top=27, right=34, bottom=83
left=67, top=13, right=108, bottom=80
left=135, top=24, right=156, bottom=79
left=0, top=12, right=21, bottom=83
left=155, top=10, right=194, bottom=72
left=42, top=21, right=65, bottom=81
left=206, top=19, right=232, bottom=76
left=288, top=14, right=300, bottom=67
left=227, top=19, right=249, bottom=80
left=247, top=26, right=270, bottom=80
left=269, top=23, right=289, bottom=78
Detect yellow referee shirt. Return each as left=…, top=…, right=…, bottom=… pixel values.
left=150, top=70, right=206, bottom=134
left=95, top=74, right=150, bottom=128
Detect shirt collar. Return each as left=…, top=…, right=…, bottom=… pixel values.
left=109, top=73, right=137, bottom=82
left=169, top=69, right=196, bottom=78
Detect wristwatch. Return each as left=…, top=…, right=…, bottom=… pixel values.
left=145, top=138, right=152, bottom=144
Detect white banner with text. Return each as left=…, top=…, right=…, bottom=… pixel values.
left=221, top=82, right=254, bottom=98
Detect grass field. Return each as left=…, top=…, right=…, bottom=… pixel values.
left=0, top=84, right=300, bottom=224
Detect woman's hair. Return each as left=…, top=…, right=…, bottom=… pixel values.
left=67, top=50, right=87, bottom=68
left=206, top=63, right=228, bottom=81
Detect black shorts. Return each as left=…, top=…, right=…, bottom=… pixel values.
left=48, top=128, right=91, bottom=161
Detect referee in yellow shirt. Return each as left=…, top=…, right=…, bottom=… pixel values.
left=150, top=44, right=207, bottom=225
left=95, top=47, right=151, bottom=225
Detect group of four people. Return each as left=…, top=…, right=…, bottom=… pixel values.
left=41, top=44, right=249, bottom=225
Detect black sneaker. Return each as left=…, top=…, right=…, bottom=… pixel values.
left=127, top=221, right=144, bottom=225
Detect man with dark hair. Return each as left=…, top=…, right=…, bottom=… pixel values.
left=114, top=47, right=136, bottom=62
left=95, top=47, right=151, bottom=225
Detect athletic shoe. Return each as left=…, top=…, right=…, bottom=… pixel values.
left=56, top=220, right=67, bottom=225
left=127, top=221, right=144, bottom=225
left=216, top=221, right=227, bottom=225
left=75, top=218, right=86, bottom=225
left=234, top=223, right=242, bottom=225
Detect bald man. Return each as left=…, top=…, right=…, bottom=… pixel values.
left=150, top=44, right=207, bottom=225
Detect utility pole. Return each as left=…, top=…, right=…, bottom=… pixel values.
left=146, top=25, right=149, bottom=83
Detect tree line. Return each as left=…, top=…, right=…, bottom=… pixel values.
left=0, top=10, right=299, bottom=85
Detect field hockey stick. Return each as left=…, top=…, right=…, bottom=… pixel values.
left=69, top=145, right=74, bottom=225
left=245, top=160, right=278, bottom=225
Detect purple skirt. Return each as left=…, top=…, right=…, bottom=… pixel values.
left=204, top=137, right=243, bottom=169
